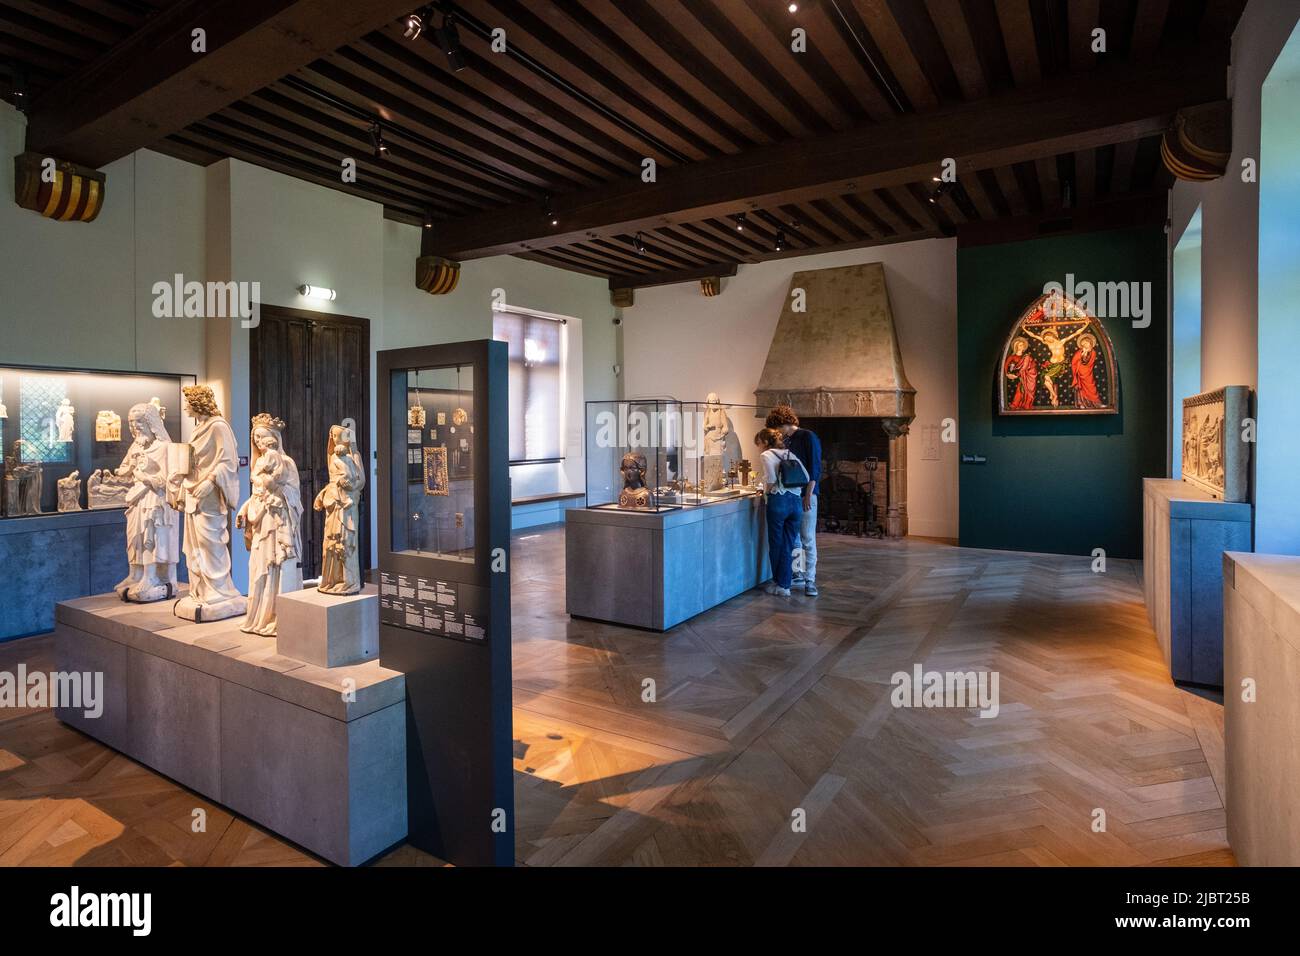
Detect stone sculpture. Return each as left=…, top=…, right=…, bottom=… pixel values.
left=172, top=384, right=246, bottom=623
left=87, top=468, right=132, bottom=509
left=57, top=471, right=82, bottom=512
left=113, top=402, right=180, bottom=603
left=1181, top=387, right=1251, bottom=502
left=95, top=409, right=122, bottom=442
left=702, top=392, right=730, bottom=456
left=314, top=424, right=365, bottom=595
left=618, top=451, right=651, bottom=510
left=55, top=398, right=75, bottom=443
left=3, top=442, right=42, bottom=515
left=236, top=413, right=303, bottom=635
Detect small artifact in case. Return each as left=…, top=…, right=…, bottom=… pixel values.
left=95, top=409, right=122, bottom=442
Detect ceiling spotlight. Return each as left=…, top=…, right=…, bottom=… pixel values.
left=8, top=66, right=28, bottom=112
left=632, top=233, right=647, bottom=254
left=369, top=120, right=389, bottom=158
left=735, top=213, right=748, bottom=232
left=403, top=9, right=427, bottom=40
left=435, top=7, right=466, bottom=73
left=788, top=3, right=798, bottom=12
left=423, top=209, right=434, bottom=229
left=928, top=180, right=951, bottom=204
left=774, top=230, right=788, bottom=252
left=543, top=195, right=558, bottom=227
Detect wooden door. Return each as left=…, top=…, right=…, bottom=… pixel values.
left=251, top=305, right=370, bottom=580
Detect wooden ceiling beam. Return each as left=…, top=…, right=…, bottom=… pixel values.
left=25, top=0, right=416, bottom=167
left=608, top=262, right=739, bottom=292
left=423, top=44, right=1226, bottom=259
left=1068, top=0, right=1102, bottom=71
left=994, top=0, right=1042, bottom=86
left=1131, top=0, right=1171, bottom=55
left=924, top=0, right=988, bottom=99
left=849, top=0, right=940, bottom=111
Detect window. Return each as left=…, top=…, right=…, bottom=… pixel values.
left=493, top=309, right=564, bottom=463
left=20, top=374, right=72, bottom=463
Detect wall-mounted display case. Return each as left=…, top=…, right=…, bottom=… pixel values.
left=0, top=364, right=195, bottom=518
left=584, top=399, right=764, bottom=512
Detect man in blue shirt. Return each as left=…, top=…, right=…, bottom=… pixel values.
left=765, top=405, right=822, bottom=597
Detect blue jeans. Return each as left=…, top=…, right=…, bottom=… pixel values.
left=766, top=492, right=802, bottom=590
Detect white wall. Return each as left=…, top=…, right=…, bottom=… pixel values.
left=0, top=104, right=205, bottom=378
left=621, top=239, right=959, bottom=539
left=1167, top=0, right=1300, bottom=394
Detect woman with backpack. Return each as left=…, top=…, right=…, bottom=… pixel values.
left=754, top=427, right=808, bottom=597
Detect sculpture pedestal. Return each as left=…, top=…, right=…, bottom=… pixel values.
left=277, top=584, right=379, bottom=668
left=55, top=592, right=407, bottom=866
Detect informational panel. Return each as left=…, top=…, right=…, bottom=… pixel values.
left=376, top=339, right=512, bottom=868
left=378, top=570, right=488, bottom=642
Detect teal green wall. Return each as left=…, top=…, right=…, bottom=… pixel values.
left=957, top=227, right=1167, bottom=559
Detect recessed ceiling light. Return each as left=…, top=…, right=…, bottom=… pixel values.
left=789, top=3, right=798, bottom=13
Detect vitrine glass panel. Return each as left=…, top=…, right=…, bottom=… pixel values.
left=391, top=364, right=477, bottom=562
left=0, top=365, right=192, bottom=517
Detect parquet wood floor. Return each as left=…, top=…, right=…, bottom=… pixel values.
left=0, top=528, right=1232, bottom=866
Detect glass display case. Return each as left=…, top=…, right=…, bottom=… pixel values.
left=0, top=364, right=194, bottom=518
left=584, top=398, right=765, bottom=511
left=390, top=363, right=477, bottom=562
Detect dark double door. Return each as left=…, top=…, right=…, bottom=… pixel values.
left=251, top=305, right=370, bottom=580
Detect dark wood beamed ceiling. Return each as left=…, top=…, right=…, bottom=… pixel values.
left=0, top=0, right=1249, bottom=283
left=19, top=0, right=420, bottom=167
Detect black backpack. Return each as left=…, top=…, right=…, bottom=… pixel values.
left=777, top=450, right=809, bottom=489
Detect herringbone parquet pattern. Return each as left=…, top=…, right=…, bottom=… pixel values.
left=0, top=528, right=1230, bottom=866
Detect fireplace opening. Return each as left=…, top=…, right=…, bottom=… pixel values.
left=800, top=417, right=889, bottom=537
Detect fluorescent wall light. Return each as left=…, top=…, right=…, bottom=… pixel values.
left=298, top=284, right=337, bottom=301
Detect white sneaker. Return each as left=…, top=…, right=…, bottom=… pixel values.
left=764, top=582, right=791, bottom=597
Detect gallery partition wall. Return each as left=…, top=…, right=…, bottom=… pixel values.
left=250, top=305, right=371, bottom=579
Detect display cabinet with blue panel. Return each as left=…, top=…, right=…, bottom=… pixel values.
left=0, top=364, right=194, bottom=641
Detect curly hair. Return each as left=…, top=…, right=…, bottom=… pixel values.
left=765, top=404, right=799, bottom=429
left=753, top=427, right=783, bottom=450
left=182, top=384, right=221, bottom=418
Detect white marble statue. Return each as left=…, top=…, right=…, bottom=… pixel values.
left=55, top=398, right=75, bottom=443
left=57, top=471, right=82, bottom=512
left=113, top=402, right=180, bottom=603
left=172, top=384, right=246, bottom=623
left=702, top=392, right=730, bottom=457
left=235, top=414, right=303, bottom=635
left=314, top=424, right=365, bottom=595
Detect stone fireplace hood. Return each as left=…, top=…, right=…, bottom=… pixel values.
left=754, top=261, right=915, bottom=422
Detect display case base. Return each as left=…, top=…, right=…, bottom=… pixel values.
left=565, top=495, right=770, bottom=631
left=1142, top=478, right=1252, bottom=686
left=277, top=584, right=380, bottom=667
left=1223, top=552, right=1300, bottom=865
left=54, top=592, right=407, bottom=866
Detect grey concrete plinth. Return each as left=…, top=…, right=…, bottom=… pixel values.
left=55, top=593, right=407, bottom=866
left=565, top=495, right=770, bottom=631
left=1223, top=552, right=1300, bottom=865
left=1142, top=479, right=1252, bottom=686
left=277, top=585, right=379, bottom=667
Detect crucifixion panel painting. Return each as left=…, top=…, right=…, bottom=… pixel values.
left=998, top=291, right=1119, bottom=415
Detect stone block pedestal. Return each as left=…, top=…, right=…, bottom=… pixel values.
left=276, top=584, right=379, bottom=667
left=54, top=591, right=406, bottom=866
